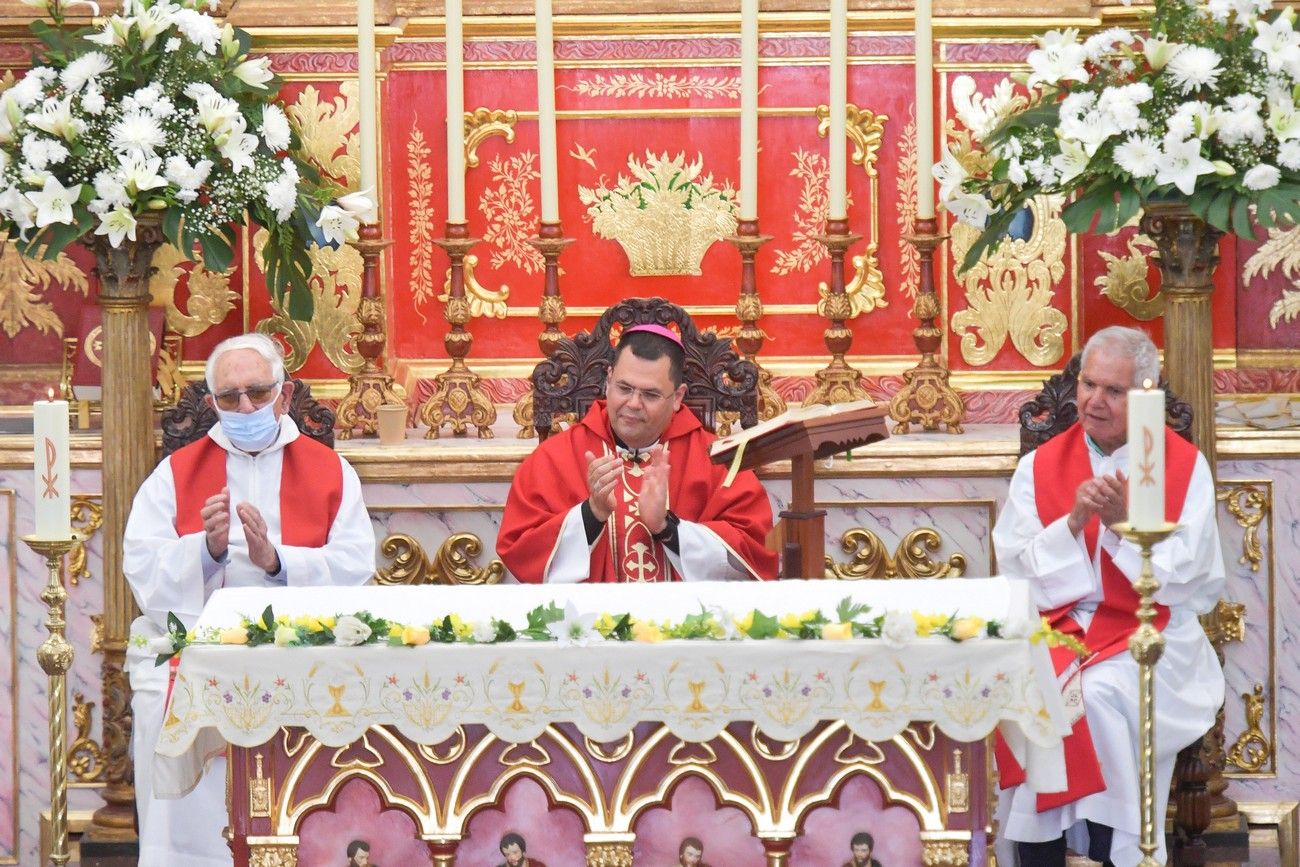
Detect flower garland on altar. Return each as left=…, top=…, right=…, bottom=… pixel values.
left=139, top=597, right=1089, bottom=665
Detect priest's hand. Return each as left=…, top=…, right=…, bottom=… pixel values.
left=201, top=487, right=231, bottom=561
left=639, top=445, right=670, bottom=534
left=585, top=451, right=622, bottom=522
left=236, top=502, right=282, bottom=575
left=1094, top=472, right=1127, bottom=528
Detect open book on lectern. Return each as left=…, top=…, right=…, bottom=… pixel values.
left=709, top=398, right=889, bottom=469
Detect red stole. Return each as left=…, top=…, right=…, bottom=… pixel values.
left=170, top=434, right=343, bottom=547
left=995, top=423, right=1198, bottom=810
left=604, top=443, right=674, bottom=583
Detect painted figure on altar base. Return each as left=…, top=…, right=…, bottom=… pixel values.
left=122, top=333, right=377, bottom=867
left=498, top=323, right=778, bottom=583
left=842, top=830, right=883, bottom=867
left=497, top=832, right=547, bottom=867
left=346, top=839, right=376, bottom=867
left=676, top=836, right=712, bottom=867
left=992, top=326, right=1225, bottom=867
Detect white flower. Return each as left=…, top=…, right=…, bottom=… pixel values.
left=950, top=75, right=1018, bottom=140
left=1156, top=138, right=1216, bottom=195
left=546, top=602, right=598, bottom=647
left=21, top=134, right=68, bottom=171
left=1267, top=95, right=1300, bottom=141
left=946, top=192, right=993, bottom=229
left=26, top=175, right=81, bottom=227
left=164, top=155, right=213, bottom=197
left=1243, top=163, right=1281, bottom=189
left=93, top=172, right=129, bottom=208
left=1082, top=27, right=1133, bottom=62
left=1167, top=101, right=1217, bottom=141
left=1051, top=137, right=1091, bottom=184
left=1253, top=14, right=1300, bottom=73
left=315, top=203, right=361, bottom=245
left=1278, top=140, right=1300, bottom=170
left=932, top=148, right=968, bottom=203
left=110, top=112, right=166, bottom=155
left=260, top=103, right=291, bottom=150
left=335, top=187, right=376, bottom=221
left=707, top=605, right=742, bottom=640
left=1166, top=46, right=1223, bottom=94
left=0, top=186, right=37, bottom=231
left=232, top=57, right=274, bottom=89
left=1007, top=158, right=1028, bottom=185
left=1027, top=28, right=1089, bottom=88
left=187, top=84, right=240, bottom=136
left=1142, top=36, right=1183, bottom=71
left=133, top=4, right=174, bottom=50
left=264, top=160, right=300, bottom=222
left=27, top=95, right=85, bottom=142
left=173, top=7, right=221, bottom=53
left=7, top=75, right=45, bottom=112
left=94, top=205, right=138, bottom=246
left=881, top=609, right=915, bottom=648
left=165, top=37, right=182, bottom=52
left=86, top=14, right=132, bottom=48
left=273, top=624, right=297, bottom=647
left=217, top=115, right=259, bottom=174
left=1113, top=135, right=1161, bottom=178
left=1215, top=98, right=1267, bottom=147
left=333, top=614, right=372, bottom=646
left=470, top=620, right=497, bottom=643
left=59, top=51, right=112, bottom=93
left=120, top=153, right=167, bottom=196
left=146, top=634, right=176, bottom=655
left=1026, top=156, right=1058, bottom=186
left=80, top=84, right=106, bottom=116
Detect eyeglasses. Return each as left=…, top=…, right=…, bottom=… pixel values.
left=609, top=380, right=670, bottom=407
left=213, top=383, right=280, bottom=411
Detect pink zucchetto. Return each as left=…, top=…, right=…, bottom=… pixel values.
left=623, top=323, right=683, bottom=347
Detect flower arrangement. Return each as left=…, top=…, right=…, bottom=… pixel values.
left=141, top=598, right=1088, bottom=664
left=938, top=0, right=1300, bottom=272
left=0, top=0, right=372, bottom=318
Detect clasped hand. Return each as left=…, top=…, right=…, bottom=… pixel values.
left=201, top=487, right=281, bottom=575
left=1068, top=471, right=1127, bottom=535
left=584, top=447, right=670, bottom=534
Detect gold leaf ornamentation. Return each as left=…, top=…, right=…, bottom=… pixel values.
left=897, top=110, right=921, bottom=299
left=68, top=495, right=103, bottom=586
left=586, top=842, right=634, bottom=867
left=407, top=127, right=438, bottom=316
left=287, top=81, right=359, bottom=187
left=826, top=527, right=967, bottom=580
left=69, top=692, right=107, bottom=783
left=949, top=194, right=1068, bottom=368
left=249, top=844, right=298, bottom=867
left=561, top=72, right=744, bottom=99
left=465, top=107, right=518, bottom=169
left=149, top=245, right=237, bottom=337
left=375, top=532, right=505, bottom=586
left=1226, top=683, right=1271, bottom=773
left=1216, top=482, right=1269, bottom=572
left=0, top=241, right=89, bottom=338
left=1269, top=289, right=1300, bottom=328
left=1242, top=223, right=1300, bottom=330
left=438, top=254, right=509, bottom=319
left=770, top=148, right=852, bottom=276
left=480, top=151, right=545, bottom=274
left=821, top=248, right=887, bottom=319
left=1096, top=233, right=1161, bottom=320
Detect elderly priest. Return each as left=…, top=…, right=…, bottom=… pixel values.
left=498, top=323, right=778, bottom=583
left=123, top=333, right=376, bottom=867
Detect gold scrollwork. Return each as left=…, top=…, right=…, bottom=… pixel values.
left=89, top=614, right=103, bottom=654
left=949, top=193, right=1069, bottom=368
left=249, top=844, right=298, bottom=867
left=149, top=244, right=237, bottom=338
left=822, top=247, right=887, bottom=319
left=826, top=528, right=967, bottom=580
left=1242, top=222, right=1300, bottom=330
left=1226, top=683, right=1272, bottom=773
left=407, top=126, right=439, bottom=312
left=1216, top=482, right=1270, bottom=572
left=68, top=495, right=102, bottom=586
left=586, top=842, right=634, bottom=867
left=288, top=81, right=360, bottom=187
left=897, top=111, right=921, bottom=299
left=0, top=237, right=89, bottom=340
left=922, top=839, right=970, bottom=867
left=374, top=532, right=506, bottom=586
left=465, top=107, right=518, bottom=169
left=1201, top=598, right=1246, bottom=650
left=439, top=254, right=509, bottom=319
left=1096, top=233, right=1161, bottom=321
left=68, top=692, right=106, bottom=783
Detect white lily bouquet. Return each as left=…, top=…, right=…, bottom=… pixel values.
left=937, top=0, right=1300, bottom=272
left=0, top=0, right=373, bottom=318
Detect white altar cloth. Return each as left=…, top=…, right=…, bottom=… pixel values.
left=154, top=579, right=1068, bottom=797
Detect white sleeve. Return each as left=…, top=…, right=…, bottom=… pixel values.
left=276, top=457, right=376, bottom=587
left=668, top=521, right=758, bottom=582
left=992, top=451, right=1099, bottom=611
left=122, top=459, right=217, bottom=630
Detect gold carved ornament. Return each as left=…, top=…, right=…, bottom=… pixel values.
left=148, top=244, right=237, bottom=338
left=949, top=193, right=1069, bottom=368
left=1226, top=683, right=1272, bottom=773
left=1096, top=232, right=1162, bottom=320
left=287, top=82, right=360, bottom=187
left=770, top=148, right=843, bottom=276
left=921, top=839, right=970, bottom=867
left=0, top=238, right=89, bottom=339
left=407, top=126, right=439, bottom=313
left=1242, top=221, right=1300, bottom=329
left=562, top=72, right=743, bottom=100
left=373, top=532, right=505, bottom=586
left=825, top=527, right=967, bottom=580
left=586, top=842, right=634, bottom=867
left=1216, top=482, right=1270, bottom=572
left=68, top=494, right=103, bottom=586
left=249, top=753, right=273, bottom=818
left=437, top=254, right=509, bottom=320
left=480, top=151, right=546, bottom=275
left=68, top=692, right=106, bottom=783
left=248, top=844, right=298, bottom=867
left=896, top=108, right=922, bottom=299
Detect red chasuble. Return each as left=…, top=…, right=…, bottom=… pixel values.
left=498, top=401, right=779, bottom=583
left=995, top=422, right=1198, bottom=810
left=169, top=434, right=343, bottom=546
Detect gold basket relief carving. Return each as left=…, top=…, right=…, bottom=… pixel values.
left=68, top=495, right=102, bottom=586
left=1216, top=482, right=1269, bottom=572
left=949, top=193, right=1068, bottom=368
left=578, top=151, right=737, bottom=276
left=1226, top=683, right=1272, bottom=773
left=1242, top=222, right=1300, bottom=329
left=826, top=528, right=967, bottom=580
left=374, top=532, right=505, bottom=586
left=69, top=692, right=106, bottom=783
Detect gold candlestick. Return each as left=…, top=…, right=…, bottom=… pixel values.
left=1113, top=520, right=1179, bottom=867
left=22, top=534, right=81, bottom=867
left=514, top=221, right=574, bottom=438
left=728, top=219, right=785, bottom=421
left=805, top=218, right=867, bottom=406
left=336, top=221, right=405, bottom=439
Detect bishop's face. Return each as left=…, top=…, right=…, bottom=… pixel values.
left=605, top=350, right=685, bottom=450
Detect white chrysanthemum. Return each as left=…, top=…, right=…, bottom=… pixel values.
left=165, top=37, right=182, bottom=52
left=260, top=104, right=291, bottom=151
left=173, top=8, right=221, bottom=54
left=28, top=67, right=56, bottom=85
left=1026, top=156, right=1058, bottom=186
left=880, top=609, right=915, bottom=648
left=21, top=133, right=68, bottom=170
left=1215, top=100, right=1267, bottom=146
left=1007, top=158, right=1028, bottom=185
left=149, top=96, right=176, bottom=119
left=7, top=73, right=46, bottom=109
left=1027, top=29, right=1090, bottom=88
left=1156, top=138, right=1216, bottom=194
left=1207, top=0, right=1236, bottom=22
left=59, top=51, right=112, bottom=93
left=1166, top=46, right=1223, bottom=94
left=81, top=84, right=106, bottom=116
left=1278, top=140, right=1300, bottom=170
left=93, top=172, right=130, bottom=208
left=1167, top=101, right=1217, bottom=141
left=109, top=111, right=166, bottom=155
left=1244, top=163, right=1281, bottom=189
left=263, top=159, right=300, bottom=222
left=1113, top=135, right=1161, bottom=178
left=1082, top=27, right=1132, bottom=62
left=164, top=154, right=214, bottom=194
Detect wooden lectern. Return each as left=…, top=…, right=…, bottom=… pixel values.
left=710, top=401, right=890, bottom=578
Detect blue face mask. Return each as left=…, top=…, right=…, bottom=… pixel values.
left=217, top=401, right=281, bottom=452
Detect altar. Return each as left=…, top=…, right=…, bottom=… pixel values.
left=156, top=579, right=1066, bottom=866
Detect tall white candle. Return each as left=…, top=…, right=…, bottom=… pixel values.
left=828, top=0, right=848, bottom=221
left=535, top=0, right=559, bottom=224
left=915, top=0, right=934, bottom=219
left=739, top=0, right=759, bottom=222
left=357, top=0, right=379, bottom=221
left=1127, top=382, right=1166, bottom=531
left=33, top=392, right=71, bottom=540
left=446, top=0, right=466, bottom=224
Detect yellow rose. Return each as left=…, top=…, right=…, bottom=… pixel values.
left=951, top=616, right=986, bottom=641
left=219, top=627, right=248, bottom=645
left=402, top=625, right=431, bottom=646
left=820, top=622, right=853, bottom=641
left=273, top=625, right=297, bottom=647
left=632, top=620, right=663, bottom=643
left=912, top=612, right=945, bottom=636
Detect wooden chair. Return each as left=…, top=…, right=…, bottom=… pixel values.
left=530, top=296, right=759, bottom=439
left=1017, top=353, right=1210, bottom=865
left=160, top=378, right=335, bottom=457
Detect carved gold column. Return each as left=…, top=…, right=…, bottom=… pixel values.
left=760, top=835, right=795, bottom=867
left=86, top=214, right=165, bottom=847
left=419, top=222, right=497, bottom=438
left=514, top=221, right=574, bottom=438
left=805, top=219, right=867, bottom=406
left=889, top=219, right=964, bottom=433
left=1139, top=199, right=1222, bottom=469
left=729, top=219, right=785, bottom=420
left=336, top=221, right=404, bottom=439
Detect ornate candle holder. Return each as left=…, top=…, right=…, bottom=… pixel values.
left=804, top=218, right=867, bottom=406
left=419, top=222, right=497, bottom=438
left=22, top=533, right=81, bottom=867
left=513, top=221, right=574, bottom=438
left=888, top=218, right=965, bottom=433
left=1113, top=520, right=1179, bottom=867
left=337, top=221, right=405, bottom=439
left=728, top=219, right=785, bottom=422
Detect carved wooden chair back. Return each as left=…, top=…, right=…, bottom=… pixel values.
left=1017, top=353, right=1193, bottom=457
left=531, top=296, right=759, bottom=439
left=160, top=378, right=335, bottom=458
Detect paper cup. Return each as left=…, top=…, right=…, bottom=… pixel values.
left=377, top=404, right=408, bottom=445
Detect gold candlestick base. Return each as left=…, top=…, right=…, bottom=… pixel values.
left=1113, top=520, right=1179, bottom=867
left=805, top=223, right=868, bottom=407
left=337, top=223, right=405, bottom=439
left=23, top=534, right=81, bottom=867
